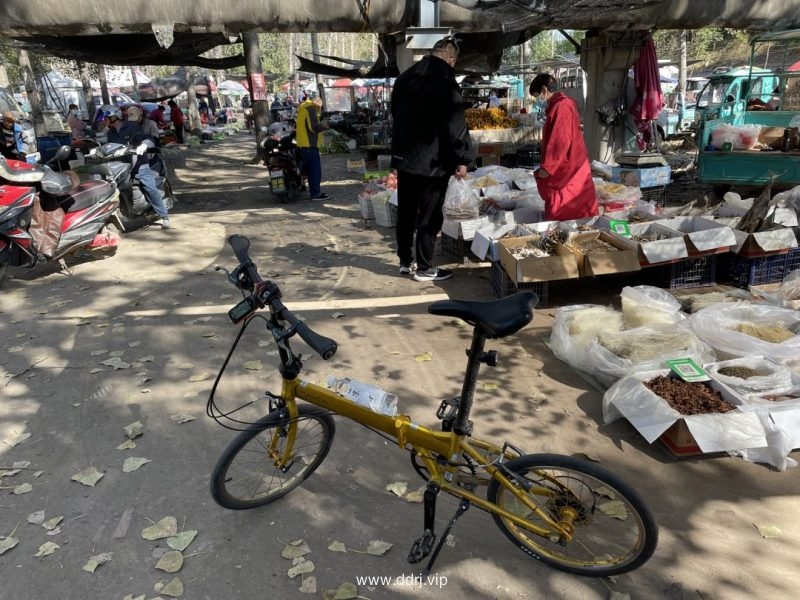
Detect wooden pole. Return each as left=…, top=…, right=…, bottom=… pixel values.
left=16, top=48, right=47, bottom=136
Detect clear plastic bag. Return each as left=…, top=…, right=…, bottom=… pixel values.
left=620, top=285, right=683, bottom=329
left=443, top=176, right=480, bottom=220
left=689, top=302, right=800, bottom=362
left=706, top=356, right=794, bottom=396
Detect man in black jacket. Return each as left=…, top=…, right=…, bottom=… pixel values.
left=391, top=36, right=473, bottom=282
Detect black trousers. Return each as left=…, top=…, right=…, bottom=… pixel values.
left=395, top=171, right=449, bottom=271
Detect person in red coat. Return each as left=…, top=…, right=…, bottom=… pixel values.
left=530, top=74, right=598, bottom=221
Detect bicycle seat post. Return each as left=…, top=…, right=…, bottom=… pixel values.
left=452, top=328, right=488, bottom=436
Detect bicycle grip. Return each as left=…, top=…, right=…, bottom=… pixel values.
left=295, top=321, right=338, bottom=360
left=228, top=234, right=252, bottom=265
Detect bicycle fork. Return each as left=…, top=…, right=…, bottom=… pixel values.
left=407, top=481, right=470, bottom=577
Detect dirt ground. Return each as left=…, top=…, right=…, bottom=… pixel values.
left=1, top=133, right=798, bottom=600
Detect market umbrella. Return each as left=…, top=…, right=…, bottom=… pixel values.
left=630, top=36, right=666, bottom=149
left=331, top=78, right=353, bottom=88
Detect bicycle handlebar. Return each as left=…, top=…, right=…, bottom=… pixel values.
left=226, top=235, right=338, bottom=360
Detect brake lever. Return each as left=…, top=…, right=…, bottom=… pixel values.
left=214, top=265, right=254, bottom=292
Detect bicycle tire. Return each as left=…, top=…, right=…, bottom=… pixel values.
left=487, top=454, right=658, bottom=577
left=210, top=405, right=335, bottom=509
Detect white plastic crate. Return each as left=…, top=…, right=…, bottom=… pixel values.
left=359, top=194, right=375, bottom=219
left=371, top=196, right=398, bottom=227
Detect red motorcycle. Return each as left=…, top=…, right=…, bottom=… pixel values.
left=0, top=146, right=121, bottom=284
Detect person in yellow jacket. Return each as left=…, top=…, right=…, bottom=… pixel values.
left=296, top=96, right=331, bottom=201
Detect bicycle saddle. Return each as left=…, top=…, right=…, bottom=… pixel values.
left=428, top=291, right=537, bottom=339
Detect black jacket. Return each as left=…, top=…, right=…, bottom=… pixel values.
left=390, top=55, right=473, bottom=178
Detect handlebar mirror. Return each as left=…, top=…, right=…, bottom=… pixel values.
left=47, top=145, right=72, bottom=165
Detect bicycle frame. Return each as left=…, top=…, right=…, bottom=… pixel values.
left=274, top=376, right=575, bottom=542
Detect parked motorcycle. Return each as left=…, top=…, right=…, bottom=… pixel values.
left=85, top=142, right=174, bottom=231
left=260, top=128, right=305, bottom=203
left=0, top=146, right=121, bottom=283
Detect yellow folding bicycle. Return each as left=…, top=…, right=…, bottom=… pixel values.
left=208, top=235, right=658, bottom=577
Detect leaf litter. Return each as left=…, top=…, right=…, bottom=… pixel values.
left=167, top=530, right=197, bottom=552
left=82, top=552, right=112, bottom=573
left=122, top=457, right=151, bottom=473
left=287, top=556, right=315, bottom=578
left=123, top=421, right=144, bottom=440
left=34, top=542, right=59, bottom=557
left=155, top=550, right=184, bottom=573
left=385, top=481, right=407, bottom=497
left=281, top=539, right=312, bottom=559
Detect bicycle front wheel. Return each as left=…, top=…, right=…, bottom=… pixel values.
left=487, top=454, right=658, bottom=577
left=210, top=405, right=335, bottom=509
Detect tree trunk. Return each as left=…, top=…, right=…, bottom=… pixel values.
left=17, top=48, right=47, bottom=137
left=311, top=33, right=323, bottom=88
left=130, top=67, right=140, bottom=101
left=243, top=32, right=268, bottom=162
left=99, top=66, right=111, bottom=105
left=77, top=61, right=93, bottom=118
left=679, top=30, right=687, bottom=110
left=185, top=66, right=201, bottom=133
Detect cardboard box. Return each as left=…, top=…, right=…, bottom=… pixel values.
left=603, top=371, right=769, bottom=456
left=612, top=165, right=671, bottom=188
left=758, top=126, right=786, bottom=150
left=659, top=421, right=703, bottom=456
left=731, top=227, right=798, bottom=256
left=498, top=236, right=579, bottom=283
left=441, top=216, right=490, bottom=241
left=565, top=231, right=641, bottom=277
left=610, top=222, right=688, bottom=265
left=470, top=214, right=517, bottom=261
left=655, top=216, right=737, bottom=254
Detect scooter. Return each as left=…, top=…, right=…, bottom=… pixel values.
left=260, top=130, right=305, bottom=203
left=85, top=142, right=174, bottom=231
left=0, top=146, right=121, bottom=283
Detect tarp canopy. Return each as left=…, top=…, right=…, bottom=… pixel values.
left=218, top=80, right=247, bottom=93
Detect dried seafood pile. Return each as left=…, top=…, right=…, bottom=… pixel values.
left=632, top=231, right=668, bottom=243
left=465, top=107, right=519, bottom=130
left=507, top=235, right=557, bottom=258
left=644, top=375, right=735, bottom=415
left=566, top=237, right=619, bottom=255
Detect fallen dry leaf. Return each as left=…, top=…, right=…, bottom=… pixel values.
left=155, top=550, right=184, bottom=573
left=598, top=501, right=628, bottom=520
left=287, top=558, right=315, bottom=578
left=142, top=517, right=178, bottom=541
left=122, top=457, right=151, bottom=473
left=366, top=540, right=392, bottom=556
left=404, top=486, right=426, bottom=503
left=385, top=481, right=408, bottom=497
left=71, top=467, right=104, bottom=487
left=42, top=517, right=63, bottom=531
left=156, top=577, right=184, bottom=597
left=117, top=439, right=137, bottom=450
left=243, top=360, right=262, bottom=371
left=327, top=540, right=347, bottom=553
left=754, top=523, right=782, bottom=539
left=28, top=511, right=45, bottom=525
left=13, top=483, right=33, bottom=495
left=0, top=536, right=19, bottom=555
left=82, top=552, right=112, bottom=573
left=34, top=541, right=59, bottom=557
left=123, top=421, right=144, bottom=440
left=166, top=530, right=197, bottom=552
left=322, top=581, right=358, bottom=600
left=298, top=575, right=317, bottom=593
left=281, top=539, right=312, bottom=559
left=170, top=413, right=196, bottom=424
left=188, top=372, right=211, bottom=382
left=414, top=352, right=433, bottom=362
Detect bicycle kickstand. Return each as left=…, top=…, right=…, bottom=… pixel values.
left=420, top=498, right=470, bottom=578
left=407, top=481, right=440, bottom=564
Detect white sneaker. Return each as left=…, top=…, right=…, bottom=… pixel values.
left=413, top=267, right=453, bottom=282
left=399, top=261, right=417, bottom=274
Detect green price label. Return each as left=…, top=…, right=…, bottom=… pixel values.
left=609, top=220, right=631, bottom=238
left=665, top=358, right=710, bottom=382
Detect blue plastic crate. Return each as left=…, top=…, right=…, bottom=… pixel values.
left=722, top=252, right=793, bottom=288
left=490, top=262, right=548, bottom=304
left=668, top=255, right=717, bottom=289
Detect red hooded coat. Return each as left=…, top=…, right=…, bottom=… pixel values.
left=536, top=92, right=598, bottom=221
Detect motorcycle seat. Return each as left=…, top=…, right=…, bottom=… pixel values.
left=89, top=161, right=130, bottom=182
left=0, top=156, right=46, bottom=183
left=59, top=180, right=117, bottom=213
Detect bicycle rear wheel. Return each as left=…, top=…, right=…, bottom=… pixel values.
left=210, top=405, right=335, bottom=509
left=487, top=454, right=658, bottom=577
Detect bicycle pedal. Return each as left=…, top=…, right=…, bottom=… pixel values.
left=407, top=530, right=436, bottom=564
